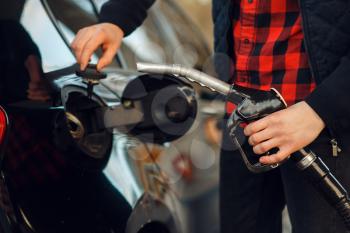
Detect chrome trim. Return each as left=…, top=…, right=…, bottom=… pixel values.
left=296, top=152, right=317, bottom=170
left=65, top=111, right=85, bottom=140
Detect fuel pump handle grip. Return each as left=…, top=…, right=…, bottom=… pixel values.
left=226, top=87, right=287, bottom=173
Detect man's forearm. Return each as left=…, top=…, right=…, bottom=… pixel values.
left=99, top=0, right=156, bottom=36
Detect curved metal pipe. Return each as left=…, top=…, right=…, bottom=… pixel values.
left=137, top=63, right=232, bottom=96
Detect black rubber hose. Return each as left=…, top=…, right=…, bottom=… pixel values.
left=292, top=151, right=350, bottom=230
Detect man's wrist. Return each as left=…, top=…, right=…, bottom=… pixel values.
left=101, top=23, right=125, bottom=38
left=299, top=101, right=326, bottom=131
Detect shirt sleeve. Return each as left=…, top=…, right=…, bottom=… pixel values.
left=99, top=0, right=156, bottom=36
left=305, top=49, right=350, bottom=138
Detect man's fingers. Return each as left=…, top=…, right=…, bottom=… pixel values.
left=79, top=33, right=105, bottom=70
left=71, top=29, right=89, bottom=57
left=259, top=147, right=290, bottom=165
left=244, top=118, right=268, bottom=136
left=248, top=128, right=274, bottom=146
left=71, top=29, right=84, bottom=52
left=252, top=138, right=280, bottom=155
left=97, top=44, right=118, bottom=70
left=77, top=37, right=96, bottom=68
left=71, top=29, right=95, bottom=65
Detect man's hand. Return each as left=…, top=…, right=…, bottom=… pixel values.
left=25, top=55, right=51, bottom=102
left=244, top=101, right=325, bottom=165
left=71, top=23, right=124, bottom=71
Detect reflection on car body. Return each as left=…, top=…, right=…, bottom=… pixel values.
left=0, top=1, right=223, bottom=233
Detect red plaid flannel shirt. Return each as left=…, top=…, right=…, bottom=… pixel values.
left=4, top=115, right=66, bottom=189
left=228, top=0, right=316, bottom=112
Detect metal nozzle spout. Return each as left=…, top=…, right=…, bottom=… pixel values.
left=137, top=63, right=232, bottom=96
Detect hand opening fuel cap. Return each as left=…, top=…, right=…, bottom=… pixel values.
left=76, top=64, right=107, bottom=99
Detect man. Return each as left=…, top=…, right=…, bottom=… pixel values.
left=71, top=0, right=350, bottom=232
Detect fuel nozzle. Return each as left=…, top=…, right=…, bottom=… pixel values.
left=76, top=64, right=107, bottom=99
